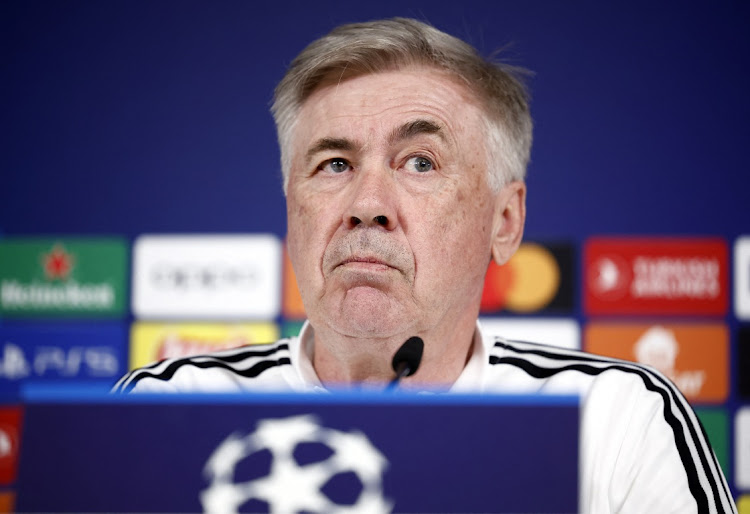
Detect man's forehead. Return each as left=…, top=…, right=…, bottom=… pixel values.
left=306, top=66, right=477, bottom=106
left=293, top=68, right=482, bottom=147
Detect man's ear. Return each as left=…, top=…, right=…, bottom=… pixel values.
left=490, top=181, right=526, bottom=266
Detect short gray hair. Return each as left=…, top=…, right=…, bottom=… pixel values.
left=272, top=17, right=532, bottom=193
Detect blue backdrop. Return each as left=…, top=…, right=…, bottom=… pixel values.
left=2, top=0, right=749, bottom=240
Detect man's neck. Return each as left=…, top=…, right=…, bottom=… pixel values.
left=308, top=317, right=479, bottom=389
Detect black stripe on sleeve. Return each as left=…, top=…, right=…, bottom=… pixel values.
left=490, top=340, right=730, bottom=513
left=121, top=357, right=292, bottom=393
left=111, top=352, right=168, bottom=391
left=114, top=343, right=291, bottom=393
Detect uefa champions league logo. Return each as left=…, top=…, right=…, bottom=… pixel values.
left=201, top=415, right=392, bottom=513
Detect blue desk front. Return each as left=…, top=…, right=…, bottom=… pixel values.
left=17, top=389, right=579, bottom=513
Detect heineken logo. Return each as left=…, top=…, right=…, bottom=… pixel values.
left=0, top=238, right=127, bottom=318
left=1, top=281, right=115, bottom=310
left=42, top=244, right=75, bottom=280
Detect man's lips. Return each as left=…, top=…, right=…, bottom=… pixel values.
left=337, top=256, right=396, bottom=270
left=322, top=231, right=412, bottom=277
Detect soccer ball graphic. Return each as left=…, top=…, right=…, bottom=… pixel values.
left=200, top=415, right=391, bottom=513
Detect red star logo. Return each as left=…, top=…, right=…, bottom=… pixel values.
left=42, top=244, right=75, bottom=280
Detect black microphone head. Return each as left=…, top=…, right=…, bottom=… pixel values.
left=391, top=336, right=424, bottom=377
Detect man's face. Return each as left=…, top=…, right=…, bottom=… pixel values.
left=286, top=68, right=520, bottom=341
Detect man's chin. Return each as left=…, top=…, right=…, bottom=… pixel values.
left=329, top=287, right=412, bottom=339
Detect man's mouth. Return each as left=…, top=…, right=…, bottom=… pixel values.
left=338, top=256, right=395, bottom=271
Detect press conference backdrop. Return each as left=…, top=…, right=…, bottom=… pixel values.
left=1, top=0, right=749, bottom=511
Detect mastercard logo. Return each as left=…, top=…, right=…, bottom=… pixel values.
left=481, top=243, right=566, bottom=313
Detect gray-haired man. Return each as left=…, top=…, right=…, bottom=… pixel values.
left=116, top=18, right=735, bottom=513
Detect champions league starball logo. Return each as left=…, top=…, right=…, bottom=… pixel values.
left=201, top=415, right=392, bottom=513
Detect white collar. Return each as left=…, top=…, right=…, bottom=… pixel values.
left=292, top=321, right=326, bottom=392
left=449, top=321, right=488, bottom=392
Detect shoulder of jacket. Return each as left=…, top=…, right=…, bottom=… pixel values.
left=111, top=338, right=294, bottom=393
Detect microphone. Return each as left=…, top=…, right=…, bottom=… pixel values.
left=388, top=336, right=424, bottom=389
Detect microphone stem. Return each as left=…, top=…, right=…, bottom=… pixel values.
left=387, top=363, right=412, bottom=390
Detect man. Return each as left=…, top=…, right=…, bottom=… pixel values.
left=114, top=18, right=735, bottom=513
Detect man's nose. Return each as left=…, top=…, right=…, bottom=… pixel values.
left=344, top=168, right=399, bottom=230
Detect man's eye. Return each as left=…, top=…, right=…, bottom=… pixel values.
left=406, top=156, right=433, bottom=173
left=320, top=158, right=351, bottom=174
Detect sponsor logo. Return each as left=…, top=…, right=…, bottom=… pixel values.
left=0, top=344, right=120, bottom=380
left=0, top=238, right=127, bottom=317
left=737, top=407, right=750, bottom=490
left=480, top=317, right=580, bottom=350
left=0, top=324, right=126, bottom=390
left=42, top=244, right=74, bottom=280
left=584, top=237, right=728, bottom=315
left=735, top=236, right=750, bottom=320
left=150, top=264, right=258, bottom=290
left=1, top=281, right=115, bottom=310
left=481, top=242, right=575, bottom=314
left=132, top=235, right=281, bottom=319
left=695, top=409, right=729, bottom=477
left=587, top=254, right=631, bottom=301
left=0, top=407, right=22, bottom=485
left=739, top=495, right=750, bottom=514
left=584, top=323, right=729, bottom=402
left=0, top=492, right=14, bottom=513
left=282, top=242, right=306, bottom=319
left=201, top=415, right=390, bottom=513
left=130, top=322, right=279, bottom=369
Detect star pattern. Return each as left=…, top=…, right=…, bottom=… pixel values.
left=41, top=244, right=74, bottom=280
left=201, top=415, right=391, bottom=513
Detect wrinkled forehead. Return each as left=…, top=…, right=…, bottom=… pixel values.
left=305, top=63, right=483, bottom=112
left=291, top=67, right=488, bottom=151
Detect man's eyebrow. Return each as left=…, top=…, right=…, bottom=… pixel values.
left=305, top=137, right=356, bottom=161
left=304, top=120, right=443, bottom=161
left=388, top=119, right=444, bottom=144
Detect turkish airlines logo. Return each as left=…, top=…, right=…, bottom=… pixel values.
left=584, top=238, right=728, bottom=315
left=585, top=322, right=729, bottom=402
left=588, top=255, right=631, bottom=301
left=201, top=415, right=391, bottom=513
